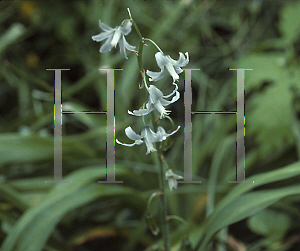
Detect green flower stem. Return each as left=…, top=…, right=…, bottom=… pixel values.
left=143, top=38, right=164, bottom=54
left=167, top=215, right=187, bottom=225
left=151, top=112, right=171, bottom=251
left=164, top=115, right=175, bottom=131
left=161, top=154, right=170, bottom=170
left=142, top=101, right=148, bottom=126
left=142, top=70, right=149, bottom=90
left=121, top=19, right=129, bottom=25
left=128, top=8, right=171, bottom=251
left=146, top=191, right=163, bottom=212
left=127, top=8, right=144, bottom=75
left=159, top=151, right=171, bottom=250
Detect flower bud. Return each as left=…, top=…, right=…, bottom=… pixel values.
left=145, top=213, right=160, bottom=236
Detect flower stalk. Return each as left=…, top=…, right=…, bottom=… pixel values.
left=157, top=145, right=171, bottom=250
left=144, top=38, right=164, bottom=53
left=166, top=215, right=187, bottom=225
left=127, top=8, right=144, bottom=74
left=94, top=9, right=187, bottom=250
left=128, top=9, right=171, bottom=250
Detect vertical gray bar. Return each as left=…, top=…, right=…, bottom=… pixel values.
left=228, top=68, right=254, bottom=183
left=98, top=69, right=123, bottom=183
left=46, top=69, right=71, bottom=184
left=236, top=70, right=245, bottom=181
left=178, top=69, right=201, bottom=184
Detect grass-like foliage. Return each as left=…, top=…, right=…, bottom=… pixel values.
left=0, top=1, right=300, bottom=250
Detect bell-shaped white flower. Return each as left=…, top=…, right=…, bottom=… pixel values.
left=128, top=83, right=180, bottom=119
left=116, top=125, right=180, bottom=155
left=92, top=20, right=135, bottom=59
left=165, top=169, right=183, bottom=191
left=146, top=52, right=189, bottom=82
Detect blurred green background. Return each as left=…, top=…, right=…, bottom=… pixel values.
left=1, top=1, right=300, bottom=250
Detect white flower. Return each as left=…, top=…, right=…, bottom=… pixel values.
left=116, top=126, right=180, bottom=155
left=165, top=169, right=183, bottom=191
left=92, top=20, right=135, bottom=59
left=128, top=83, right=180, bottom=119
left=146, top=52, right=189, bottom=82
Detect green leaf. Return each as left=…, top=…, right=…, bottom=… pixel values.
left=192, top=160, right=300, bottom=250
left=291, top=86, right=300, bottom=159
left=247, top=209, right=291, bottom=242
left=212, top=161, right=300, bottom=219
left=279, top=1, right=300, bottom=44
left=0, top=23, right=26, bottom=55
left=0, top=133, right=97, bottom=165
left=198, top=185, right=300, bottom=251
left=238, top=54, right=300, bottom=155
left=0, top=166, right=146, bottom=251
left=0, top=184, right=29, bottom=211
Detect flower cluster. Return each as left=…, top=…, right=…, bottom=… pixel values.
left=92, top=17, right=188, bottom=192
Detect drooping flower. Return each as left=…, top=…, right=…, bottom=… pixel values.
left=128, top=83, right=180, bottom=119
left=92, top=20, right=135, bottom=59
left=146, top=52, right=189, bottom=82
left=116, top=125, right=180, bottom=155
left=165, top=169, right=183, bottom=191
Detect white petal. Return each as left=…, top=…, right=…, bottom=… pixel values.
left=173, top=173, right=183, bottom=179
left=99, top=20, right=113, bottom=32
left=156, top=126, right=180, bottom=141
left=163, top=83, right=178, bottom=98
left=141, top=126, right=158, bottom=142
left=144, top=139, right=157, bottom=155
left=175, top=67, right=183, bottom=74
left=120, top=21, right=132, bottom=35
left=148, top=85, right=164, bottom=104
left=125, top=126, right=143, bottom=141
left=172, top=179, right=178, bottom=189
left=154, top=101, right=171, bottom=119
left=168, top=179, right=177, bottom=191
left=146, top=69, right=166, bottom=82
left=128, top=104, right=154, bottom=116
left=116, top=139, right=138, bottom=147
left=174, top=52, right=189, bottom=67
left=168, top=125, right=181, bottom=137
left=123, top=38, right=136, bottom=51
left=119, top=36, right=136, bottom=59
left=156, top=127, right=167, bottom=141
left=155, top=52, right=169, bottom=68
left=165, top=55, right=177, bottom=65
left=111, top=28, right=122, bottom=47
left=118, top=35, right=127, bottom=59
left=100, top=35, right=114, bottom=53
left=160, top=91, right=180, bottom=106
left=165, top=63, right=179, bottom=82
left=92, top=31, right=113, bottom=42
left=165, top=169, right=173, bottom=178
